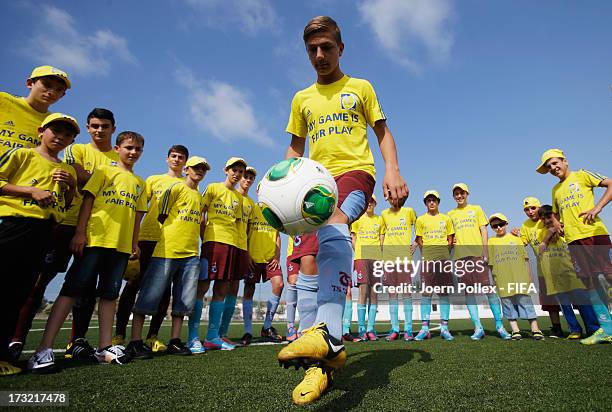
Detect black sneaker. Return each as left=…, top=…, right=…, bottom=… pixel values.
left=8, top=342, right=24, bottom=362
left=166, top=339, right=192, bottom=356
left=241, top=333, right=253, bottom=346
left=125, top=340, right=153, bottom=360
left=548, top=325, right=564, bottom=339
left=261, top=327, right=283, bottom=342
left=64, top=338, right=95, bottom=360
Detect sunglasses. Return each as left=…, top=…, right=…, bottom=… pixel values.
left=491, top=222, right=507, bottom=229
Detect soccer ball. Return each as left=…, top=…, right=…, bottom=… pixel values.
left=257, top=157, right=338, bottom=235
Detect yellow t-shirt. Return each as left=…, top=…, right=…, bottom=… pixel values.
left=0, top=148, right=76, bottom=222
left=287, top=236, right=294, bottom=257
left=153, top=182, right=203, bottom=259
left=537, top=232, right=586, bottom=295
left=416, top=212, right=454, bottom=260
left=248, top=203, right=278, bottom=263
left=139, top=174, right=184, bottom=242
left=0, top=93, right=49, bottom=154
left=520, top=218, right=545, bottom=276
left=381, top=207, right=416, bottom=260
left=237, top=194, right=255, bottom=251
left=552, top=170, right=609, bottom=243
left=83, top=165, right=147, bottom=254
left=202, top=182, right=241, bottom=247
left=63, top=143, right=119, bottom=226
left=351, top=213, right=384, bottom=260
left=286, top=75, right=386, bottom=178
left=488, top=234, right=531, bottom=298
left=448, top=204, right=488, bottom=259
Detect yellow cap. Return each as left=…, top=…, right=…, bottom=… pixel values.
left=423, top=190, right=440, bottom=201
left=370, top=194, right=377, bottom=203
left=29, top=65, right=71, bottom=89
left=522, top=197, right=541, bottom=209
left=489, top=212, right=508, bottom=224
left=225, top=157, right=247, bottom=169
left=186, top=156, right=210, bottom=170
left=452, top=182, right=469, bottom=194
left=245, top=166, right=257, bottom=176
left=536, top=148, right=565, bottom=174
left=40, top=113, right=80, bottom=134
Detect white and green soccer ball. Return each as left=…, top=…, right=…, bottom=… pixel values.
left=257, top=157, right=338, bottom=235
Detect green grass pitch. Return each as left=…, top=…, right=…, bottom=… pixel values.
left=3, top=317, right=611, bottom=410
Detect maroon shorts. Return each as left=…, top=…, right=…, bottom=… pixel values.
left=286, top=258, right=300, bottom=277
left=245, top=261, right=283, bottom=284
left=382, top=262, right=414, bottom=289
left=568, top=235, right=612, bottom=288
left=43, top=224, right=75, bottom=273
left=537, top=276, right=560, bottom=311
left=354, top=259, right=378, bottom=286
left=201, top=241, right=237, bottom=281
left=235, top=248, right=251, bottom=279
left=455, top=257, right=491, bottom=288
left=290, top=170, right=376, bottom=262
left=421, top=260, right=454, bottom=292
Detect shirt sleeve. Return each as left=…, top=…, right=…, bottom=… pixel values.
left=477, top=206, right=488, bottom=227
left=487, top=243, right=495, bottom=266
left=158, top=183, right=180, bottom=216
left=350, top=220, right=359, bottom=234
left=0, top=148, right=23, bottom=189
left=361, top=80, right=387, bottom=128
left=201, top=183, right=215, bottom=208
left=285, top=93, right=307, bottom=138
left=82, top=166, right=105, bottom=197
left=446, top=216, right=455, bottom=236
left=519, top=223, right=530, bottom=246
left=415, top=218, right=424, bottom=237
left=136, top=177, right=148, bottom=213
left=379, top=216, right=386, bottom=235
left=581, top=169, right=607, bottom=188
left=63, top=143, right=81, bottom=165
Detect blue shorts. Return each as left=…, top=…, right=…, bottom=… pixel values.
left=60, top=247, right=129, bottom=300
left=501, top=294, right=537, bottom=320
left=134, top=256, right=199, bottom=316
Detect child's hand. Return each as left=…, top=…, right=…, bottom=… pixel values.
left=52, top=169, right=76, bottom=190
left=579, top=206, right=602, bottom=225
left=410, top=242, right=418, bottom=254
left=70, top=231, right=87, bottom=257
left=30, top=187, right=54, bottom=207
left=510, top=227, right=520, bottom=237
left=131, top=244, right=140, bottom=260
left=267, top=259, right=279, bottom=272
left=383, top=168, right=408, bottom=208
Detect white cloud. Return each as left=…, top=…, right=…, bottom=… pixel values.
left=175, top=66, right=275, bottom=147
left=185, top=0, right=279, bottom=35
left=358, top=0, right=454, bottom=72
left=20, top=5, right=137, bottom=76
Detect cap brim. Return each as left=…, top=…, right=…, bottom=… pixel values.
left=536, top=163, right=549, bottom=174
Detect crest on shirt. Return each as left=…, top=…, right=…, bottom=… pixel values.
left=340, top=93, right=357, bottom=111
left=399, top=218, right=406, bottom=226
left=373, top=224, right=379, bottom=231
left=468, top=210, right=475, bottom=217
left=439, top=221, right=445, bottom=229
left=569, top=183, right=580, bottom=193
left=4, top=120, right=15, bottom=127
left=30, top=178, right=39, bottom=186
left=304, top=108, right=312, bottom=119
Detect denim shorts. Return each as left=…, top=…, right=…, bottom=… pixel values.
left=501, top=294, right=537, bottom=320
left=60, top=247, right=129, bottom=300
left=134, top=256, right=199, bottom=316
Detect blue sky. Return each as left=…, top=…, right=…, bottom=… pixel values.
left=2, top=1, right=611, bottom=300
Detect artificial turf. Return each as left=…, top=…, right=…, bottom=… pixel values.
left=3, top=317, right=611, bottom=410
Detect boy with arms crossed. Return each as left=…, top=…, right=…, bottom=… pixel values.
left=1, top=66, right=71, bottom=154
left=414, top=191, right=455, bottom=341
left=538, top=149, right=612, bottom=344
left=277, top=16, right=408, bottom=405
left=29, top=131, right=147, bottom=372
left=447, top=183, right=509, bottom=340
left=114, top=145, right=189, bottom=352
left=0, top=113, right=78, bottom=375
left=128, top=156, right=209, bottom=357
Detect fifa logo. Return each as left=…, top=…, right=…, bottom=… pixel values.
left=569, top=183, right=580, bottom=194
left=340, top=93, right=357, bottom=110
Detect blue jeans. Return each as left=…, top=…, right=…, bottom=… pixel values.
left=555, top=289, right=600, bottom=334
left=501, top=294, right=537, bottom=320
left=134, top=256, right=199, bottom=316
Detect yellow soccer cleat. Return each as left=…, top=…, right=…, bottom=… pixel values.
left=580, top=328, right=611, bottom=345
left=0, top=361, right=22, bottom=376
left=278, top=323, right=346, bottom=370
left=112, top=335, right=125, bottom=346
left=292, top=367, right=333, bottom=406
left=145, top=335, right=167, bottom=353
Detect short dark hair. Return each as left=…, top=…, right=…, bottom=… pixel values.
left=116, top=131, right=144, bottom=147
left=538, top=204, right=554, bottom=217
left=87, top=108, right=115, bottom=126
left=167, top=145, right=189, bottom=158
left=303, top=16, right=342, bottom=44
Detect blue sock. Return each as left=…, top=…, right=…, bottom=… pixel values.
left=366, top=304, right=378, bottom=333
left=421, top=296, right=431, bottom=329
left=243, top=298, right=253, bottom=335
left=342, top=299, right=353, bottom=335
left=285, top=282, right=297, bottom=333
left=219, top=295, right=237, bottom=337
left=389, top=298, right=399, bottom=333
left=440, top=296, right=450, bottom=330
left=403, top=297, right=413, bottom=333
left=315, top=224, right=353, bottom=340
left=487, top=294, right=504, bottom=329
left=296, top=272, right=318, bottom=332
left=206, top=300, right=224, bottom=341
left=264, top=294, right=280, bottom=329
left=357, top=303, right=367, bottom=334
left=589, top=289, right=612, bottom=335
left=466, top=295, right=482, bottom=329
left=188, top=299, right=203, bottom=342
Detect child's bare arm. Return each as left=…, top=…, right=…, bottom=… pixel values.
left=70, top=192, right=95, bottom=257
left=373, top=120, right=408, bottom=207
left=0, top=184, right=54, bottom=207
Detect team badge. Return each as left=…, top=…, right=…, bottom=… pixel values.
left=399, top=218, right=406, bottom=226
left=569, top=183, right=580, bottom=193
left=468, top=210, right=475, bottom=217
left=294, top=236, right=302, bottom=247
left=340, top=93, right=357, bottom=110
left=211, top=262, right=218, bottom=273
